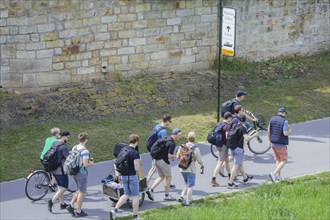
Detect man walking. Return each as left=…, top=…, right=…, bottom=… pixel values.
left=110, top=134, right=143, bottom=220
left=146, top=128, right=182, bottom=201
left=47, top=131, right=71, bottom=213
left=268, top=108, right=291, bottom=182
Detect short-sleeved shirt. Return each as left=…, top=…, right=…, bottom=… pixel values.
left=236, top=124, right=248, bottom=148
left=51, top=141, right=69, bottom=175
left=158, top=137, right=176, bottom=164
left=40, top=137, right=58, bottom=160
left=155, top=124, right=167, bottom=139
left=123, top=146, right=140, bottom=176
left=73, top=144, right=90, bottom=175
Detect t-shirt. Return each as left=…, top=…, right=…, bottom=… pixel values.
left=74, top=144, right=90, bottom=175
left=125, top=147, right=140, bottom=176
left=236, top=124, right=248, bottom=148
left=51, top=141, right=69, bottom=175
left=158, top=137, right=176, bottom=164
left=40, top=137, right=58, bottom=160
left=155, top=124, right=167, bottom=139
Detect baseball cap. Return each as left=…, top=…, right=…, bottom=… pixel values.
left=236, top=90, right=247, bottom=97
left=59, top=130, right=70, bottom=137
left=278, top=107, right=287, bottom=113
left=238, top=114, right=246, bottom=122
left=172, top=128, right=181, bottom=135
left=223, top=112, right=233, bottom=119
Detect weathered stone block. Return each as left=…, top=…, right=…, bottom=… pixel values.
left=1, top=73, right=22, bottom=87
left=176, top=9, right=194, bottom=17
left=201, top=14, right=217, bottom=22
left=100, top=49, right=117, bottom=56
left=77, top=67, right=95, bottom=75
left=11, top=58, right=52, bottom=73
left=180, top=55, right=195, bottom=64
left=151, top=51, right=168, bottom=60
left=17, top=51, right=36, bottom=59
left=46, top=40, right=64, bottom=48
left=118, top=30, right=136, bottom=38
left=76, top=52, right=92, bottom=60
left=129, top=54, right=144, bottom=62
left=118, top=47, right=135, bottom=55
left=136, top=3, right=151, bottom=12
left=87, top=41, right=104, bottom=50
left=108, top=23, right=125, bottom=31
left=53, top=62, right=64, bottom=70
left=108, top=56, right=121, bottom=64
left=129, top=38, right=146, bottom=46
left=37, top=70, right=71, bottom=87
left=23, top=73, right=37, bottom=87
left=19, top=26, right=37, bottom=34
left=26, top=42, right=46, bottom=50
left=37, top=23, right=56, bottom=33
left=167, top=17, right=182, bottom=25
left=83, top=17, right=100, bottom=26
left=40, top=32, right=58, bottom=41
left=59, top=29, right=78, bottom=39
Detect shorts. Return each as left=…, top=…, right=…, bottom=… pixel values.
left=181, top=172, right=196, bottom=187
left=53, top=174, right=68, bottom=188
left=73, top=172, right=88, bottom=193
left=218, top=145, right=229, bottom=161
left=230, top=147, right=244, bottom=165
left=272, top=146, right=288, bottom=161
left=121, top=175, right=139, bottom=196
left=155, top=159, right=171, bottom=177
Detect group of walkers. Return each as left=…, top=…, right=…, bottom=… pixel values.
left=39, top=89, right=291, bottom=219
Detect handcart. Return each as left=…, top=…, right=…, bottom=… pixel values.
left=102, top=176, right=147, bottom=207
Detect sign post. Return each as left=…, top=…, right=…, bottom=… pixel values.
left=222, top=7, right=236, bottom=57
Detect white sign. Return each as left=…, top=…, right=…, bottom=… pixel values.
left=222, top=7, right=236, bottom=56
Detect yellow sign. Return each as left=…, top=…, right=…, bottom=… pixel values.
left=222, top=48, right=234, bottom=56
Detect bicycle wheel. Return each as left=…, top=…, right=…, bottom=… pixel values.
left=67, top=175, right=77, bottom=193
left=247, top=128, right=271, bottom=154
left=127, top=192, right=145, bottom=208
left=25, top=170, right=50, bottom=201
left=210, top=144, right=219, bottom=159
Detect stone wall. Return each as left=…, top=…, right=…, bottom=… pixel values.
left=0, top=0, right=329, bottom=92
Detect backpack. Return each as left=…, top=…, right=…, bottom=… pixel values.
left=115, top=146, right=133, bottom=175
left=146, top=126, right=165, bottom=152
left=207, top=122, right=227, bottom=147
left=226, top=123, right=243, bottom=149
left=63, top=146, right=85, bottom=175
left=150, top=138, right=170, bottom=160
left=178, top=144, right=196, bottom=169
left=42, top=142, right=64, bottom=172
left=221, top=98, right=238, bottom=117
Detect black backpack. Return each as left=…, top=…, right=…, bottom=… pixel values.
left=226, top=123, right=243, bottom=149
left=221, top=98, right=238, bottom=117
left=146, top=126, right=165, bottom=152
left=115, top=146, right=133, bottom=176
left=150, top=137, right=170, bottom=160
left=207, top=122, right=227, bottom=147
left=42, top=142, right=64, bottom=172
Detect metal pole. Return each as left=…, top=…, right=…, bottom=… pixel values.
left=217, top=0, right=223, bottom=123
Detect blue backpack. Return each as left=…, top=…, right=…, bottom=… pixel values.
left=207, top=122, right=227, bottom=147
left=146, top=126, right=165, bottom=152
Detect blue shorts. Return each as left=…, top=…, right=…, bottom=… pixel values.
left=122, top=175, right=139, bottom=196
left=181, top=172, right=196, bottom=187
left=53, top=174, right=68, bottom=188
left=230, top=147, right=244, bottom=165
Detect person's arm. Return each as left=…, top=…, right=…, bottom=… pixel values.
left=267, top=124, right=271, bottom=141
left=283, top=120, right=291, bottom=136
left=133, top=158, right=141, bottom=172
left=82, top=150, right=94, bottom=168
left=243, top=131, right=258, bottom=142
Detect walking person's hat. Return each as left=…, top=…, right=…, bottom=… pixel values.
left=236, top=90, right=247, bottom=97
left=278, top=107, right=287, bottom=113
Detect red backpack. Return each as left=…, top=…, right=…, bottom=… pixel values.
left=178, top=144, right=196, bottom=169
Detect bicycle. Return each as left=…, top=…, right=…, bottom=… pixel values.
left=210, top=110, right=270, bottom=158
left=25, top=169, right=77, bottom=201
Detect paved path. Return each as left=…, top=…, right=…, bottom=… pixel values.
left=1, top=118, right=329, bottom=220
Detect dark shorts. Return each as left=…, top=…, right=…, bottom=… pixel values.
left=73, top=172, right=88, bottom=193
left=53, top=174, right=68, bottom=188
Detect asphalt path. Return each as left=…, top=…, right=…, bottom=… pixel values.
left=1, top=118, right=329, bottom=220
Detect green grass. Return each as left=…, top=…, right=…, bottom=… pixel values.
left=126, top=172, right=330, bottom=220
left=0, top=53, right=329, bottom=182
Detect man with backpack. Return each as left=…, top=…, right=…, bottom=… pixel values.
left=268, top=108, right=291, bottom=183
left=66, top=132, right=94, bottom=218
left=176, top=131, right=204, bottom=206
left=110, top=134, right=143, bottom=220
left=226, top=115, right=258, bottom=189
left=210, top=112, right=233, bottom=186
left=146, top=114, right=172, bottom=183
left=146, top=128, right=182, bottom=201
left=47, top=131, right=71, bottom=213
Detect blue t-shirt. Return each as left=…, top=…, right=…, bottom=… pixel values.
left=154, top=124, right=167, bottom=139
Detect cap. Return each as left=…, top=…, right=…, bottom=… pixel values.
left=59, top=130, right=70, bottom=137
left=278, top=107, right=287, bottom=113
left=172, top=128, right=181, bottom=135
left=236, top=90, right=247, bottom=97
left=223, top=112, right=233, bottom=119
left=238, top=114, right=246, bottom=122
left=163, top=114, right=172, bottom=123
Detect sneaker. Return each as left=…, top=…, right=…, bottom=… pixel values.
left=75, top=210, right=87, bottom=218
left=227, top=182, right=239, bottom=189
left=146, top=188, right=154, bottom=201
left=276, top=177, right=284, bottom=183
left=185, top=201, right=191, bottom=206
left=60, top=203, right=69, bottom=209
left=47, top=200, right=53, bottom=213
left=243, top=175, right=254, bottom=184
left=211, top=179, right=219, bottom=187
left=164, top=194, right=176, bottom=201
left=170, top=184, right=176, bottom=188
left=110, top=210, right=117, bottom=220
left=177, top=196, right=184, bottom=203
left=66, top=205, right=75, bottom=217
left=269, top=172, right=277, bottom=183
